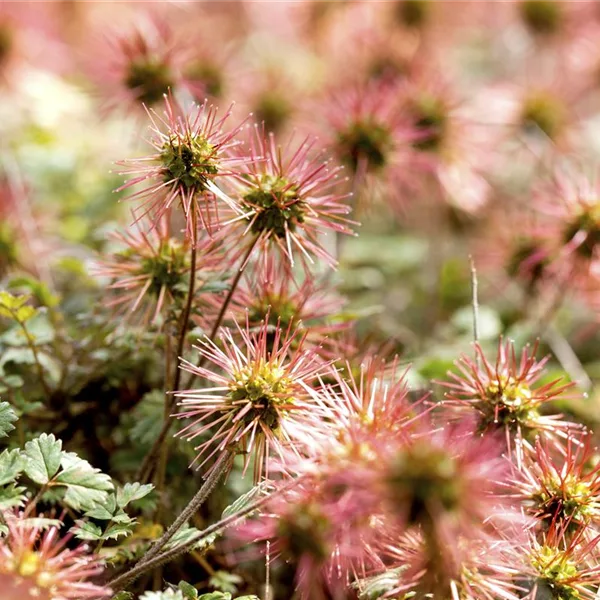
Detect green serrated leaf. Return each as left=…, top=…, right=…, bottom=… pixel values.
left=116, top=482, right=154, bottom=508
left=209, top=572, right=242, bottom=595
left=0, top=448, right=25, bottom=485
left=84, top=495, right=116, bottom=520
left=0, top=292, right=37, bottom=322
left=8, top=275, right=59, bottom=308
left=164, top=525, right=217, bottom=553
left=54, top=452, right=114, bottom=511
left=0, top=347, right=36, bottom=368
left=198, top=594, right=232, bottom=600
left=71, top=520, right=104, bottom=541
left=103, top=522, right=134, bottom=541
left=178, top=581, right=198, bottom=599
left=139, top=590, right=184, bottom=600
left=24, top=434, right=62, bottom=484
left=0, top=401, right=17, bottom=438
left=0, top=483, right=27, bottom=510
left=221, top=483, right=266, bottom=520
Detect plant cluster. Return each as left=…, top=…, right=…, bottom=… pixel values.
left=1, top=2, right=600, bottom=600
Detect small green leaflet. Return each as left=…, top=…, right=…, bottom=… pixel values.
left=0, top=401, right=17, bottom=438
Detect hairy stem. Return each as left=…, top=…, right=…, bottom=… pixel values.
left=136, top=217, right=199, bottom=484
left=139, top=449, right=234, bottom=567
left=136, top=235, right=259, bottom=482
left=108, top=477, right=296, bottom=593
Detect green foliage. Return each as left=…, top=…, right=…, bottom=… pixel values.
left=0, top=401, right=17, bottom=438
left=0, top=292, right=38, bottom=323
left=141, top=583, right=259, bottom=600
left=353, top=568, right=403, bottom=599
left=72, top=482, right=154, bottom=542
left=24, top=433, right=62, bottom=484
left=209, top=572, right=243, bottom=595
left=0, top=449, right=25, bottom=485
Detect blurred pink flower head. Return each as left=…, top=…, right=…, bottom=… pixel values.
left=92, top=18, right=184, bottom=113
left=95, top=217, right=221, bottom=325
left=210, top=255, right=350, bottom=353
left=0, top=512, right=111, bottom=600
left=327, top=82, right=420, bottom=211
left=378, top=418, right=514, bottom=549
left=235, top=474, right=380, bottom=600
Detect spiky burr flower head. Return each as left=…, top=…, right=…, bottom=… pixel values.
left=116, top=94, right=248, bottom=244
left=441, top=339, right=578, bottom=462
left=542, top=168, right=600, bottom=264
left=235, top=474, right=381, bottom=600
left=175, top=319, right=330, bottom=482
left=325, top=82, right=423, bottom=210
left=522, top=523, right=600, bottom=600
left=95, top=218, right=222, bottom=325
left=516, top=436, right=600, bottom=531
left=379, top=531, right=524, bottom=600
left=0, top=512, right=111, bottom=600
left=223, top=126, right=355, bottom=269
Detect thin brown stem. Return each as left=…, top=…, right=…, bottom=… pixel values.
left=138, top=449, right=234, bottom=568
left=137, top=235, right=259, bottom=483
left=18, top=322, right=52, bottom=400
left=23, top=483, right=48, bottom=518
left=136, top=222, right=199, bottom=484
left=107, top=477, right=296, bottom=593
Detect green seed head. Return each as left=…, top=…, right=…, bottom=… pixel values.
left=0, top=23, right=12, bottom=68
left=254, top=91, right=292, bottom=134
left=160, top=135, right=219, bottom=192
left=532, top=475, right=593, bottom=527
left=396, top=0, right=431, bottom=28
left=482, top=376, right=539, bottom=433
left=277, top=504, right=331, bottom=563
left=138, top=239, right=189, bottom=299
left=506, top=240, right=549, bottom=287
left=337, top=120, right=393, bottom=173
left=411, top=94, right=448, bottom=152
left=186, top=60, right=224, bottom=98
left=125, top=59, right=174, bottom=106
left=387, top=444, right=461, bottom=526
left=530, top=545, right=582, bottom=600
left=229, top=361, right=294, bottom=430
left=563, top=203, right=600, bottom=259
left=520, top=0, right=563, bottom=36
left=243, top=174, right=305, bottom=238
left=520, top=93, right=565, bottom=140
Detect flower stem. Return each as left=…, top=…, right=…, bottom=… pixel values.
left=138, top=449, right=234, bottom=568
left=136, top=235, right=259, bottom=483
left=108, top=477, right=296, bottom=593
left=18, top=321, right=52, bottom=400
left=136, top=214, right=199, bottom=484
